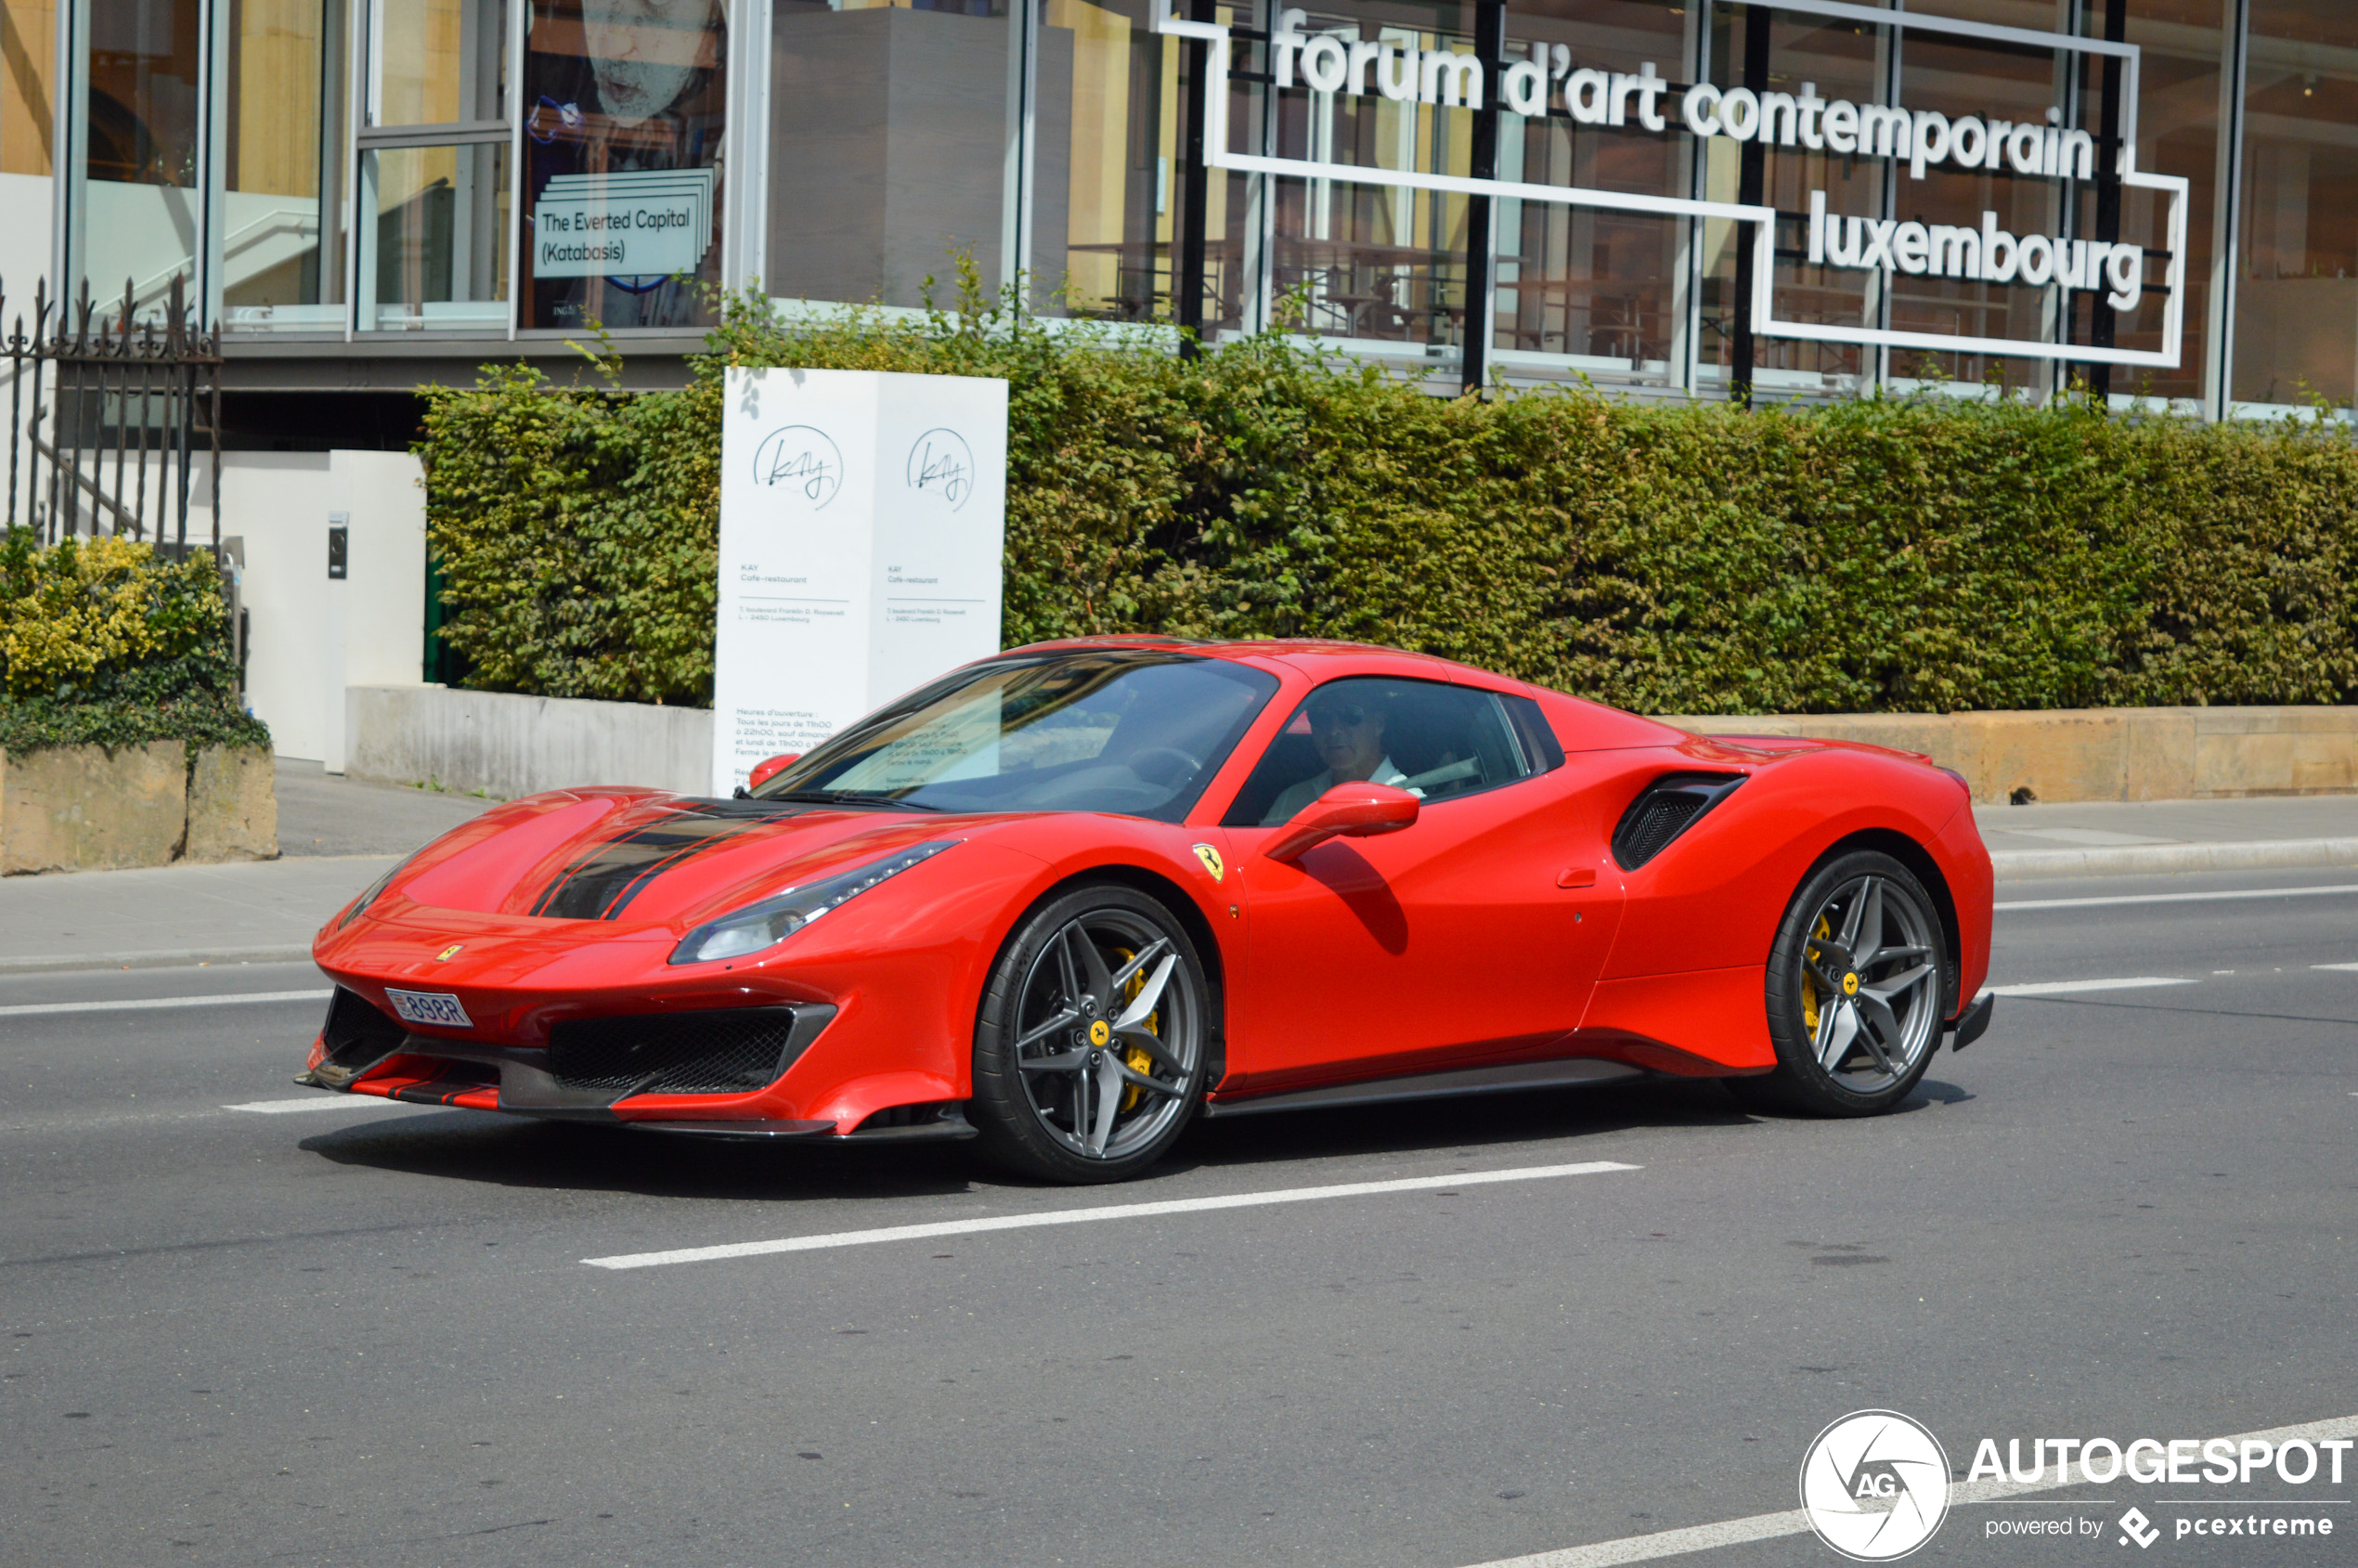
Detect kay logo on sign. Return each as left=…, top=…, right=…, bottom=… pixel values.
left=1799, top=1410, right=1951, bottom=1562
left=905, top=428, right=975, bottom=512
left=752, top=425, right=844, bottom=510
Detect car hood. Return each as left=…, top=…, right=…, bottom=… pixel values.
left=368, top=788, right=1010, bottom=930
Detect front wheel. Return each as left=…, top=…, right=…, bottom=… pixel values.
left=969, top=884, right=1211, bottom=1183
left=1732, top=850, right=1950, bottom=1117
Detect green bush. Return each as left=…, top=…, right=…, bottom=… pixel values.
left=0, top=528, right=270, bottom=754
left=416, top=283, right=2358, bottom=715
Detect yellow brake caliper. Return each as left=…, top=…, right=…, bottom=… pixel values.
left=1802, top=914, right=1832, bottom=1034
left=1111, top=947, right=1159, bottom=1110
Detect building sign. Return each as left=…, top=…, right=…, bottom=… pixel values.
left=712, top=369, right=1009, bottom=796
left=1161, top=0, right=2186, bottom=369
left=534, top=169, right=717, bottom=279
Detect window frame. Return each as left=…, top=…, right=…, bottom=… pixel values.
left=754, top=648, right=1283, bottom=824
left=1217, top=674, right=1565, bottom=829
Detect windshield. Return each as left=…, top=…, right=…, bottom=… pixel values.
left=755, top=651, right=1280, bottom=821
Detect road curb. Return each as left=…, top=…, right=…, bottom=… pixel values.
left=1990, top=836, right=2358, bottom=881
left=0, top=944, right=317, bottom=977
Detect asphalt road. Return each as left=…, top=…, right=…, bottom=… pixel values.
left=3, top=867, right=2352, bottom=1567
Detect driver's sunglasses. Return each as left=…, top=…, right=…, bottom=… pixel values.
left=1308, top=703, right=1371, bottom=729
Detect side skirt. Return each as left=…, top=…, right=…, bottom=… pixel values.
left=1200, top=1057, right=1645, bottom=1120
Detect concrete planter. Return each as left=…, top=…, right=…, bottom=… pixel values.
left=0, top=742, right=278, bottom=874
left=1665, top=706, right=2358, bottom=804
left=345, top=684, right=713, bottom=799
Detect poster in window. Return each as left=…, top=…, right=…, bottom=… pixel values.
left=523, top=0, right=728, bottom=330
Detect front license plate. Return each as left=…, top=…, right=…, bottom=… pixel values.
left=385, top=989, right=473, bottom=1029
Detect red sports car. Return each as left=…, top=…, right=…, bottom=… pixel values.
left=303, top=639, right=1994, bottom=1182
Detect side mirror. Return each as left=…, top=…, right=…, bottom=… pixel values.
left=747, top=753, right=801, bottom=790
left=1263, top=782, right=1419, bottom=863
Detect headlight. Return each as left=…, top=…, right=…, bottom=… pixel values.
left=337, top=851, right=419, bottom=929
left=668, top=840, right=960, bottom=965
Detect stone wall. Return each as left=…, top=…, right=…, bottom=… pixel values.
left=1662, top=706, right=2358, bottom=804
left=345, top=685, right=714, bottom=799
left=0, top=744, right=278, bottom=874
left=343, top=681, right=2355, bottom=810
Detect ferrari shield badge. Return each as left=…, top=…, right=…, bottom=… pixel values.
left=1191, top=843, right=1224, bottom=882
left=434, top=944, right=465, bottom=963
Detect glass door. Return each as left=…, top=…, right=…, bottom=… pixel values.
left=354, top=0, right=514, bottom=332
left=69, top=0, right=206, bottom=325
left=224, top=0, right=349, bottom=332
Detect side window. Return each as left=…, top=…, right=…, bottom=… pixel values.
left=1221, top=677, right=1560, bottom=827
left=1501, top=693, right=1566, bottom=771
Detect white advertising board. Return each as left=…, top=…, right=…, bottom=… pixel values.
left=712, top=367, right=1009, bottom=796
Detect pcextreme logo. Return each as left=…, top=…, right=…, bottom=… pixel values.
left=1800, top=1410, right=1952, bottom=1562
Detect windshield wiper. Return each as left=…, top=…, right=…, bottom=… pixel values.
left=763, top=789, right=944, bottom=811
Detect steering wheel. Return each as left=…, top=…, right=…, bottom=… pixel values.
left=1124, top=746, right=1202, bottom=788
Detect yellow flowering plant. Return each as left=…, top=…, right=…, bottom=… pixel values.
left=0, top=528, right=267, bottom=753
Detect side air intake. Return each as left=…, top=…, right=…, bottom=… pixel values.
left=320, top=987, right=406, bottom=1070
left=1610, top=773, right=1745, bottom=870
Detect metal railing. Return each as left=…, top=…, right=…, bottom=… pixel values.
left=2, top=274, right=222, bottom=558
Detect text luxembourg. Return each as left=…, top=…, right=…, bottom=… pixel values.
left=1266, top=12, right=2105, bottom=190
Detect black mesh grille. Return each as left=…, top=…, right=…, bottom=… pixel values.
left=547, top=1007, right=804, bottom=1096
left=1611, top=774, right=1744, bottom=870
left=321, top=987, right=406, bottom=1069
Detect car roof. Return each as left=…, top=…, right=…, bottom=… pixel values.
left=1002, top=635, right=1482, bottom=680
left=992, top=637, right=1685, bottom=748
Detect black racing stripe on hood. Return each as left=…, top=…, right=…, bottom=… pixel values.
left=529, top=800, right=812, bottom=921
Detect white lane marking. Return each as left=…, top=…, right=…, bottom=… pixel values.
left=1998, top=883, right=2358, bottom=912
left=1453, top=1411, right=2358, bottom=1568
left=1985, top=977, right=2196, bottom=997
left=2315, top=963, right=2358, bottom=973
left=225, top=1096, right=410, bottom=1115
left=585, top=1160, right=1642, bottom=1271
left=3, top=1095, right=435, bottom=1136
left=0, top=989, right=330, bottom=1019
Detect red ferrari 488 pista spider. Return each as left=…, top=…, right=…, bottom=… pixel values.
left=303, top=639, right=1994, bottom=1182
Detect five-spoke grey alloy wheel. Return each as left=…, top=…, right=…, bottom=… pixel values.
left=1738, top=849, right=1951, bottom=1117
left=971, top=885, right=1210, bottom=1182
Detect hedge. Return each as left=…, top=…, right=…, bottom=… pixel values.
left=416, top=281, right=2358, bottom=715
left=0, top=529, right=270, bottom=754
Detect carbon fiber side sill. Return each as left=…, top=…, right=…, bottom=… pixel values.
left=1202, top=1057, right=1644, bottom=1118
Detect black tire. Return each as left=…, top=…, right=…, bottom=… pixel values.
left=1731, top=849, right=1950, bottom=1118
left=970, top=883, right=1212, bottom=1184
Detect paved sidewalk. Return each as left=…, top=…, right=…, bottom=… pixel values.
left=0, top=854, right=395, bottom=973
left=276, top=758, right=496, bottom=856
left=0, top=768, right=497, bottom=974
left=1974, top=794, right=2358, bottom=879
left=3, top=786, right=2354, bottom=974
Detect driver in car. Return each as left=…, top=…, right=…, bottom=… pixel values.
left=1262, top=691, right=1421, bottom=824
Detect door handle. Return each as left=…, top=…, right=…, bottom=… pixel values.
left=1556, top=866, right=1596, bottom=888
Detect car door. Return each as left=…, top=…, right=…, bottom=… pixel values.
left=1213, top=676, right=1627, bottom=1095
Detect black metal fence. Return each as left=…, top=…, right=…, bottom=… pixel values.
left=2, top=275, right=222, bottom=557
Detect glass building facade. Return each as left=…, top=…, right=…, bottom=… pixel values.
left=5, top=0, right=2356, bottom=421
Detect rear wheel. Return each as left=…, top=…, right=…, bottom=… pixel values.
left=969, top=885, right=1210, bottom=1183
left=1732, top=850, right=1950, bottom=1117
